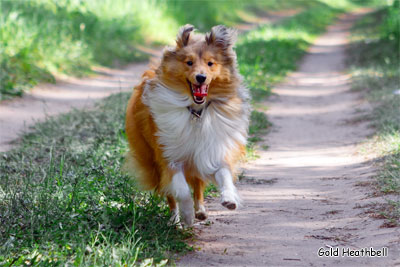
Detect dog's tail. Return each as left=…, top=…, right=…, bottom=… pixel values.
left=123, top=150, right=160, bottom=191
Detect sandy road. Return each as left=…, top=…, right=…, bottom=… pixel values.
left=178, top=12, right=400, bottom=267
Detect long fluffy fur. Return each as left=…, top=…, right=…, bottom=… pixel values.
left=125, top=24, right=250, bottom=224
left=142, top=82, right=248, bottom=178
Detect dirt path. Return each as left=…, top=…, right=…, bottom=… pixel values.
left=178, top=12, right=400, bottom=267
left=0, top=63, right=148, bottom=152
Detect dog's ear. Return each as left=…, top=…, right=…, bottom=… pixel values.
left=206, top=25, right=237, bottom=50
left=176, top=24, right=195, bottom=48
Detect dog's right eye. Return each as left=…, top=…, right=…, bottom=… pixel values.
left=186, top=61, right=193, bottom=66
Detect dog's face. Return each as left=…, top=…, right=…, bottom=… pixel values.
left=159, top=24, right=239, bottom=105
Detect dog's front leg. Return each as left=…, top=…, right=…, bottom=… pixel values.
left=168, top=171, right=194, bottom=226
left=214, top=167, right=241, bottom=210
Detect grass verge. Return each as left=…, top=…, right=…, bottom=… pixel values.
left=0, top=3, right=352, bottom=265
left=0, top=93, right=191, bottom=266
left=347, top=1, right=400, bottom=226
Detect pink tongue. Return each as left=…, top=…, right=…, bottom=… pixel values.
left=194, top=84, right=208, bottom=97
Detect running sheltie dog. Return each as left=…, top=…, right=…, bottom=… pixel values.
left=125, top=24, right=250, bottom=226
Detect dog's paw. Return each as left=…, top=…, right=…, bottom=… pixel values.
left=221, top=201, right=237, bottom=210
left=195, top=205, right=208, bottom=220
left=221, top=190, right=241, bottom=210
left=195, top=211, right=208, bottom=220
left=179, top=199, right=194, bottom=227
left=181, top=210, right=194, bottom=227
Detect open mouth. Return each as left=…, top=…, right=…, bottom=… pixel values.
left=187, top=80, right=208, bottom=105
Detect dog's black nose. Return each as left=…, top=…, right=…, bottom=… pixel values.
left=196, top=74, right=207, bottom=84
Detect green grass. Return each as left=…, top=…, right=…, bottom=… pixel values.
left=347, top=0, right=400, bottom=225
left=0, top=0, right=316, bottom=100
left=0, top=93, right=191, bottom=266
left=0, top=2, right=362, bottom=265
left=0, top=0, right=358, bottom=100
left=0, top=0, right=152, bottom=99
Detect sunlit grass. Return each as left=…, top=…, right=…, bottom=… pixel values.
left=348, top=2, right=400, bottom=224
left=0, top=0, right=359, bottom=100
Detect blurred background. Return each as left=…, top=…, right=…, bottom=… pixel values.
left=1, top=0, right=396, bottom=101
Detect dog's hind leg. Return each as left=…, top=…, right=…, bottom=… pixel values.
left=167, top=171, right=194, bottom=226
left=214, top=167, right=241, bottom=210
left=192, top=178, right=207, bottom=221
left=167, top=195, right=180, bottom=225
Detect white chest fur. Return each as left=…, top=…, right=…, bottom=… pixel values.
left=142, top=82, right=249, bottom=177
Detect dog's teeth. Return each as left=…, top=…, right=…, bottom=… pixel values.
left=200, top=84, right=207, bottom=94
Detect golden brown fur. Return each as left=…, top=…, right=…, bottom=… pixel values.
left=125, top=24, right=249, bottom=223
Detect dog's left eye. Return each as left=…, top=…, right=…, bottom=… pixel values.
left=208, top=62, right=213, bottom=67
left=187, top=61, right=193, bottom=66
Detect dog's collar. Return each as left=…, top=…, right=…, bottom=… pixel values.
left=187, top=101, right=211, bottom=119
